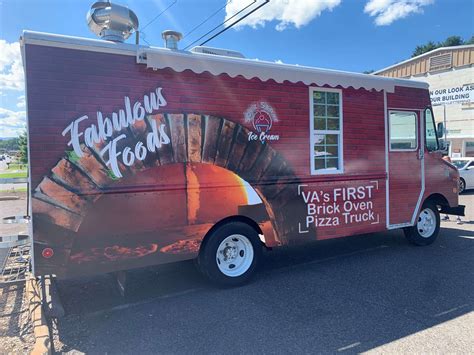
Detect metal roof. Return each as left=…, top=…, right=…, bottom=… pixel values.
left=374, top=44, right=474, bottom=76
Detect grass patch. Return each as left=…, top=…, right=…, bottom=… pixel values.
left=0, top=187, right=27, bottom=193
left=5, top=163, right=28, bottom=170
left=0, top=171, right=27, bottom=179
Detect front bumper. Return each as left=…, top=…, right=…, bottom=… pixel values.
left=439, top=204, right=465, bottom=217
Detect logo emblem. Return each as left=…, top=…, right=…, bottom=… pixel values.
left=244, top=102, right=280, bottom=143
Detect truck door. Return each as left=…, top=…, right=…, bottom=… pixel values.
left=387, top=110, right=424, bottom=227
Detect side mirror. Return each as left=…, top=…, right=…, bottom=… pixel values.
left=437, top=122, right=444, bottom=138
left=438, top=139, right=448, bottom=153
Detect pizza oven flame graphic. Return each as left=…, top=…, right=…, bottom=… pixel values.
left=254, top=111, right=271, bottom=133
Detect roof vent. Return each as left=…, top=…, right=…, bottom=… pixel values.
left=162, top=30, right=183, bottom=50
left=191, top=46, right=245, bottom=58
left=429, top=53, right=452, bottom=71
left=87, top=1, right=139, bottom=43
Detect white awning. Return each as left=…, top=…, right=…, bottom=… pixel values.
left=137, top=48, right=429, bottom=93
left=19, top=31, right=429, bottom=94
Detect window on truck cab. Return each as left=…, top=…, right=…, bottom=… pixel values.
left=389, top=111, right=418, bottom=151
left=424, top=107, right=439, bottom=152
left=310, top=87, right=343, bottom=174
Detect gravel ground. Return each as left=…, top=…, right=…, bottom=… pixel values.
left=0, top=191, right=34, bottom=353
left=0, top=283, right=35, bottom=353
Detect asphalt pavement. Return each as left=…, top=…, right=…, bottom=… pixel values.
left=0, top=191, right=28, bottom=272
left=50, top=193, right=474, bottom=354
left=0, top=183, right=27, bottom=191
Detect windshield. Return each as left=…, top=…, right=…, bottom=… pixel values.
left=452, top=160, right=469, bottom=169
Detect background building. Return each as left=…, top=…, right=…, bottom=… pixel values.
left=374, top=45, right=474, bottom=157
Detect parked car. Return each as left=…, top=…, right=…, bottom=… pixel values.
left=452, top=158, right=474, bottom=193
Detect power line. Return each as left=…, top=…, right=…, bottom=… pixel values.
left=183, top=0, right=257, bottom=50
left=200, top=0, right=269, bottom=47
left=139, top=32, right=151, bottom=46
left=183, top=0, right=232, bottom=39
left=140, top=0, right=178, bottom=32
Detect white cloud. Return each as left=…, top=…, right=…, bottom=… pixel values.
left=0, top=107, right=26, bottom=137
left=364, top=0, right=434, bottom=26
left=0, top=40, right=24, bottom=91
left=225, top=0, right=342, bottom=31
left=274, top=59, right=284, bottom=64
left=16, top=95, right=25, bottom=109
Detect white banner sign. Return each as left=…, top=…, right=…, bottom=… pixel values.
left=430, top=84, right=474, bottom=106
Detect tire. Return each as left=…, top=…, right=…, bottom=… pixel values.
left=198, top=221, right=262, bottom=287
left=403, top=201, right=440, bottom=246
left=459, top=178, right=466, bottom=194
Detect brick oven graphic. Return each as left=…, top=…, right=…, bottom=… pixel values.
left=32, top=113, right=311, bottom=277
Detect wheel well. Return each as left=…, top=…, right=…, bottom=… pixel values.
left=199, top=215, right=264, bottom=255
left=425, top=193, right=450, bottom=208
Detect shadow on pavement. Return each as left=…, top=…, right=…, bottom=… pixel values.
left=53, top=226, right=473, bottom=353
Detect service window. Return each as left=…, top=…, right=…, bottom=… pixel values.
left=310, top=88, right=343, bottom=174
left=424, top=108, right=439, bottom=151
left=389, top=111, right=418, bottom=151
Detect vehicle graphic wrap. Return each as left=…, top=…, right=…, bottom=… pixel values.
left=31, top=109, right=312, bottom=277
left=23, top=43, right=405, bottom=278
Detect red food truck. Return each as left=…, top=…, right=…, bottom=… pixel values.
left=20, top=16, right=464, bottom=286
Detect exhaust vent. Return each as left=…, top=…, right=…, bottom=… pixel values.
left=191, top=46, right=245, bottom=59
left=162, top=30, right=183, bottom=50
left=87, top=1, right=139, bottom=43
left=429, top=53, right=452, bottom=71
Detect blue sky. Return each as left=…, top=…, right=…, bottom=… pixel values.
left=0, top=0, right=473, bottom=137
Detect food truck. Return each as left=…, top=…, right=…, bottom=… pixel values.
left=19, top=3, right=464, bottom=286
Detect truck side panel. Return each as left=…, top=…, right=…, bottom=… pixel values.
left=26, top=43, right=396, bottom=278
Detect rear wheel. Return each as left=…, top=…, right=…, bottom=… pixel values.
left=198, top=221, right=262, bottom=287
left=403, top=201, right=440, bottom=246
left=459, top=178, right=466, bottom=194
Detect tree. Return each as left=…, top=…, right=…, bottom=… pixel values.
left=0, top=137, right=19, bottom=152
left=442, top=36, right=463, bottom=47
left=411, top=35, right=472, bottom=57
left=412, top=41, right=438, bottom=57
left=363, top=70, right=374, bottom=74
left=18, top=130, right=28, bottom=164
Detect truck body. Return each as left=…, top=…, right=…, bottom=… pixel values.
left=20, top=31, right=461, bottom=280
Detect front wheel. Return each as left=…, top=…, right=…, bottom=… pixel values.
left=403, top=201, right=440, bottom=246
left=198, top=221, right=262, bottom=287
left=459, top=178, right=466, bottom=194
